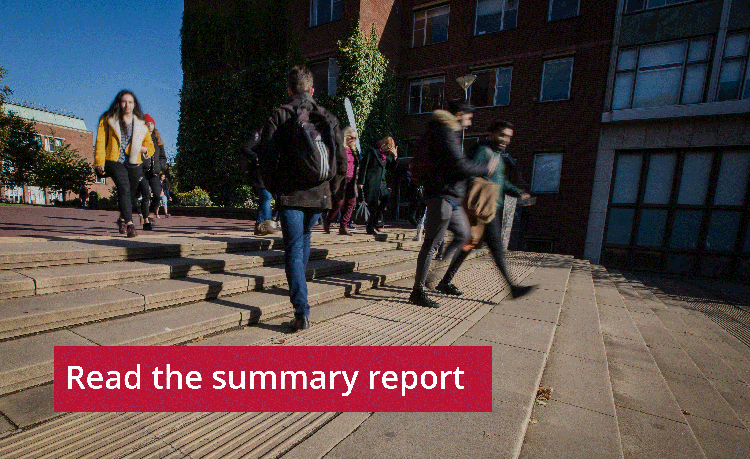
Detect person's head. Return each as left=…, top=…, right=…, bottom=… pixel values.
left=287, top=65, right=314, bottom=96
left=376, top=136, right=397, bottom=155
left=159, top=173, right=166, bottom=180
left=488, top=120, right=514, bottom=149
left=447, top=99, right=474, bottom=129
left=343, top=126, right=358, bottom=150
left=144, top=114, right=155, bottom=132
left=102, top=90, right=144, bottom=121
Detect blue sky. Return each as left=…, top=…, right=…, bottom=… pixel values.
left=0, top=0, right=184, bottom=162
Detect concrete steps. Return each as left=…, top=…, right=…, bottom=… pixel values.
left=605, top=269, right=750, bottom=459
left=0, top=252, right=550, bottom=458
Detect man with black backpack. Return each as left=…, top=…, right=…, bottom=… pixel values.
left=408, top=99, right=498, bottom=309
left=258, top=65, right=346, bottom=331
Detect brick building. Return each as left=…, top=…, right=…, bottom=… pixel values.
left=1, top=102, right=109, bottom=203
left=586, top=0, right=750, bottom=279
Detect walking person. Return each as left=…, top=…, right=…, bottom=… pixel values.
left=323, top=127, right=359, bottom=236
left=156, top=173, right=171, bottom=218
left=79, top=184, right=88, bottom=208
left=359, top=136, right=398, bottom=235
left=409, top=100, right=498, bottom=308
left=258, top=65, right=346, bottom=331
left=94, top=90, right=155, bottom=238
left=242, top=129, right=279, bottom=235
left=137, top=114, right=168, bottom=230
left=436, top=120, right=535, bottom=299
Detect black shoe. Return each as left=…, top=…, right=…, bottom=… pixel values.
left=409, top=288, right=441, bottom=308
left=143, top=221, right=153, bottom=231
left=436, top=282, right=463, bottom=296
left=289, top=313, right=310, bottom=331
left=511, top=285, right=535, bottom=299
left=434, top=253, right=443, bottom=261
left=366, top=227, right=377, bottom=235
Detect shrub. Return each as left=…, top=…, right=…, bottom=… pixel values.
left=176, top=186, right=214, bottom=207
left=229, top=185, right=258, bottom=209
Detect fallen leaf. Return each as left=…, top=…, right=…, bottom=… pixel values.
left=530, top=419, right=538, bottom=424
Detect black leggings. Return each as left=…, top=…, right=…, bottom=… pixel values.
left=105, top=160, right=143, bottom=224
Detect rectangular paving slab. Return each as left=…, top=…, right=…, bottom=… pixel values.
left=23, top=261, right=171, bottom=295
left=117, top=274, right=251, bottom=310
left=0, top=271, right=35, bottom=300
left=0, top=288, right=144, bottom=340
left=0, top=383, right=56, bottom=429
left=0, top=241, right=90, bottom=269
left=0, top=330, right=94, bottom=396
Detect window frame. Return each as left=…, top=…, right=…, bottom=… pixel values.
left=408, top=77, right=446, bottom=114
left=613, top=36, right=713, bottom=110
left=539, top=58, right=574, bottom=102
left=547, top=0, right=580, bottom=22
left=412, top=4, right=450, bottom=48
left=309, top=0, right=342, bottom=28
left=716, top=30, right=750, bottom=102
left=601, top=148, right=750, bottom=277
left=624, top=0, right=695, bottom=15
left=474, top=0, right=518, bottom=37
left=468, top=67, right=513, bottom=108
left=530, top=152, right=563, bottom=193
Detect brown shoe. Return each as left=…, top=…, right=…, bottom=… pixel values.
left=126, top=223, right=137, bottom=238
left=117, top=219, right=126, bottom=234
left=254, top=220, right=279, bottom=236
left=339, top=227, right=353, bottom=236
left=323, top=219, right=331, bottom=234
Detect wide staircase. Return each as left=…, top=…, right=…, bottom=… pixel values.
left=0, top=230, right=748, bottom=458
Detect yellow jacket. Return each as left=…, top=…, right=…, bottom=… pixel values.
left=94, top=115, right=155, bottom=167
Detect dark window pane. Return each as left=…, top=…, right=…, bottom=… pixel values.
left=470, top=71, right=494, bottom=107
left=549, top=0, right=579, bottom=21
left=643, top=154, right=676, bottom=204
left=718, top=60, right=743, bottom=101
left=714, top=152, right=750, bottom=206
left=665, top=254, right=695, bottom=274
left=670, top=210, right=703, bottom=249
left=423, top=80, right=445, bottom=112
left=502, top=7, right=517, bottom=30
left=430, top=10, right=449, bottom=44
left=606, top=208, right=635, bottom=245
left=332, top=0, right=342, bottom=21
left=476, top=0, right=503, bottom=35
left=409, top=84, right=422, bottom=114
left=677, top=153, right=712, bottom=205
left=625, top=0, right=645, bottom=13
left=705, top=211, right=742, bottom=252
left=745, top=224, right=750, bottom=252
left=494, top=68, right=512, bottom=106
left=637, top=209, right=668, bottom=246
left=310, top=61, right=329, bottom=96
left=613, top=72, right=634, bottom=109
left=681, top=64, right=707, bottom=105
left=541, top=59, right=573, bottom=101
left=611, top=155, right=642, bottom=204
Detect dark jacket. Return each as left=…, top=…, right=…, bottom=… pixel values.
left=241, top=129, right=264, bottom=189
left=258, top=92, right=346, bottom=209
left=358, top=145, right=396, bottom=206
left=142, top=129, right=168, bottom=178
left=468, top=141, right=524, bottom=209
left=422, top=110, right=490, bottom=201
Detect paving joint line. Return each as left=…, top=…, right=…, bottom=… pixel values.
left=544, top=398, right=617, bottom=418
left=613, top=404, right=690, bottom=425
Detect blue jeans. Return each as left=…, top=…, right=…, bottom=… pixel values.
left=256, top=187, right=273, bottom=224
left=279, top=207, right=322, bottom=317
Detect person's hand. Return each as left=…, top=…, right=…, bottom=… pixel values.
left=358, top=184, right=364, bottom=190
left=140, top=146, right=148, bottom=154
left=487, top=156, right=500, bottom=175
left=391, top=146, right=398, bottom=158
left=520, top=193, right=531, bottom=200
left=95, top=166, right=105, bottom=176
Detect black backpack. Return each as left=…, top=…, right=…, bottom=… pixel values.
left=280, top=103, right=337, bottom=189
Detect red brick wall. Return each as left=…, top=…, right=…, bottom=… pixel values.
left=398, top=0, right=617, bottom=257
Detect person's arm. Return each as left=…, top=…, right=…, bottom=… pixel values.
left=436, top=127, right=491, bottom=179
left=141, top=130, right=155, bottom=158
left=357, top=149, right=370, bottom=187
left=94, top=119, right=107, bottom=169
left=330, top=120, right=347, bottom=196
left=258, top=109, right=285, bottom=190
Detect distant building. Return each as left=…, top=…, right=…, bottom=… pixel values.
left=1, top=102, right=109, bottom=204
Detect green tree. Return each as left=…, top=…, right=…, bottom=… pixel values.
left=0, top=112, right=43, bottom=188
left=34, top=143, right=93, bottom=201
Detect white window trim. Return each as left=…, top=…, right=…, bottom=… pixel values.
left=531, top=152, right=563, bottom=193
left=540, top=58, right=574, bottom=102
left=413, top=4, right=450, bottom=48
left=409, top=77, right=445, bottom=114
left=547, top=0, right=580, bottom=22
left=474, top=0, right=517, bottom=37
left=310, top=0, right=340, bottom=27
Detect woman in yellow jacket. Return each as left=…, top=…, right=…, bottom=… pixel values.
left=94, top=90, right=154, bottom=237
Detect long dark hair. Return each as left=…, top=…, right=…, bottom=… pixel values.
left=100, top=90, right=144, bottom=121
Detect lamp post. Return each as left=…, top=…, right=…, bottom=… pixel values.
left=455, top=75, right=477, bottom=149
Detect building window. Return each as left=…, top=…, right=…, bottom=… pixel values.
left=531, top=153, right=563, bottom=193
left=548, top=0, right=580, bottom=21
left=625, top=0, right=691, bottom=14
left=409, top=77, right=445, bottom=114
left=475, top=0, right=517, bottom=36
left=469, top=67, right=512, bottom=107
left=612, top=37, right=711, bottom=110
left=717, top=31, right=750, bottom=101
left=310, top=0, right=342, bottom=27
left=310, top=59, right=339, bottom=97
left=95, top=176, right=106, bottom=185
left=44, top=137, right=62, bottom=152
left=413, top=5, right=450, bottom=48
left=540, top=58, right=573, bottom=102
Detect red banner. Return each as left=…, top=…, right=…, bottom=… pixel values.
left=54, top=346, right=492, bottom=412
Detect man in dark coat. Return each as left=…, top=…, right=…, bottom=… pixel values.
left=410, top=99, right=498, bottom=309
left=258, top=65, right=347, bottom=331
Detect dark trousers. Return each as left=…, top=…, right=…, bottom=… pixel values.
left=146, top=175, right=162, bottom=215
left=413, top=197, right=471, bottom=290
left=105, top=160, right=143, bottom=224
left=327, top=176, right=357, bottom=229
left=442, top=204, right=513, bottom=287
left=133, top=171, right=150, bottom=218
left=279, top=207, right=322, bottom=317
left=367, top=192, right=389, bottom=231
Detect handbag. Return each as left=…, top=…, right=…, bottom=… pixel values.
left=353, top=199, right=370, bottom=226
